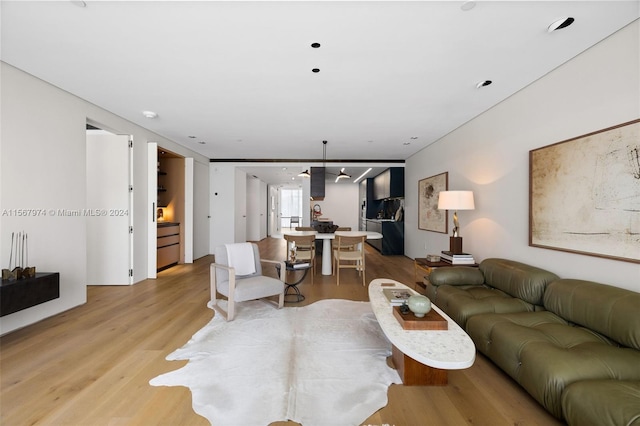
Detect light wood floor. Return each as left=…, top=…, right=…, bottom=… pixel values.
left=1, top=237, right=562, bottom=425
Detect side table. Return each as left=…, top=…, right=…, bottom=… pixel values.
left=275, top=261, right=312, bottom=303
left=414, top=258, right=479, bottom=290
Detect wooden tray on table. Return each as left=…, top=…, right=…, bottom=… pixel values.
left=392, top=306, right=448, bottom=330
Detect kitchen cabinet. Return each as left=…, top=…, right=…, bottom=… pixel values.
left=360, top=178, right=382, bottom=219
left=365, top=220, right=382, bottom=251
left=373, top=167, right=404, bottom=200
left=157, top=223, right=180, bottom=270
left=365, top=219, right=404, bottom=255
left=310, top=167, right=325, bottom=200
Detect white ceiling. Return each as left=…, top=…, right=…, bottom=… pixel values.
left=2, top=1, right=638, bottom=184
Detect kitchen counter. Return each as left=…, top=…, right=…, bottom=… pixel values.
left=158, top=222, right=180, bottom=227
left=364, top=219, right=404, bottom=255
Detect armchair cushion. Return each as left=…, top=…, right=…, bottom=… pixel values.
left=211, top=243, right=285, bottom=321
left=214, top=244, right=262, bottom=295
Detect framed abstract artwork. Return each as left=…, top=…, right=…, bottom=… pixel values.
left=529, top=119, right=640, bottom=263
left=418, top=172, right=448, bottom=233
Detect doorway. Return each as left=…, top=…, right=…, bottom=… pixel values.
left=86, top=124, right=133, bottom=285
left=279, top=187, right=303, bottom=232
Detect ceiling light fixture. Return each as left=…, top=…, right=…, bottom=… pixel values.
left=142, top=110, right=158, bottom=119
left=335, top=168, right=351, bottom=182
left=311, top=42, right=321, bottom=48
left=476, top=80, right=492, bottom=89
left=460, top=1, right=476, bottom=11
left=548, top=17, right=575, bottom=32
left=354, top=168, right=372, bottom=184
left=312, top=68, right=320, bottom=73
left=198, top=141, right=206, bottom=144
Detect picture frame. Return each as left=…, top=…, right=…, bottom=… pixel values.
left=529, top=119, right=640, bottom=263
left=418, top=172, right=448, bottom=233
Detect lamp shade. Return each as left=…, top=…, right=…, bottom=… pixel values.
left=437, top=191, right=475, bottom=210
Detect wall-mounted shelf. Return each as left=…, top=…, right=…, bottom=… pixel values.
left=1, top=273, right=60, bottom=316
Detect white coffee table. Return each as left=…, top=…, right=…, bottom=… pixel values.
left=368, top=278, right=476, bottom=385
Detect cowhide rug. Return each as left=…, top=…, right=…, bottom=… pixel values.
left=150, top=299, right=401, bottom=425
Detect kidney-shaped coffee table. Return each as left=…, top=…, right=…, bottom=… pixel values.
left=368, top=278, right=476, bottom=385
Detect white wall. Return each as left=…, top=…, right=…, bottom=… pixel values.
left=193, top=160, right=210, bottom=259
left=0, top=62, right=210, bottom=334
left=312, top=182, right=360, bottom=230
left=209, top=162, right=367, bottom=245
left=209, top=164, right=237, bottom=249
left=246, top=177, right=261, bottom=241
left=405, top=21, right=640, bottom=292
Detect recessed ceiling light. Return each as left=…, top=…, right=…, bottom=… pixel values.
left=311, top=42, right=321, bottom=48
left=198, top=141, right=206, bottom=144
left=476, top=80, right=492, bottom=89
left=142, top=110, right=157, bottom=119
left=548, top=17, right=575, bottom=32
left=460, top=1, right=476, bottom=11
left=312, top=68, right=320, bottom=73
left=410, top=136, right=418, bottom=140
left=188, top=135, right=196, bottom=139
left=403, top=142, right=411, bottom=146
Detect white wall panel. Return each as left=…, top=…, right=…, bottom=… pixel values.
left=405, top=22, right=640, bottom=291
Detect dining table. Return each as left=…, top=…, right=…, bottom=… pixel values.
left=283, top=230, right=383, bottom=275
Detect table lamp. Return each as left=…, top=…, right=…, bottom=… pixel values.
left=438, top=190, right=475, bottom=254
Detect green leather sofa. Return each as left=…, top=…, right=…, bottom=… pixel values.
left=426, top=258, right=559, bottom=328
left=427, top=261, right=640, bottom=425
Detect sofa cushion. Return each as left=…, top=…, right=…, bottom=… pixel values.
left=428, top=267, right=485, bottom=286
left=562, top=380, right=640, bottom=426
left=435, top=285, right=535, bottom=328
left=466, top=311, right=640, bottom=419
left=544, top=279, right=640, bottom=350
left=479, top=258, right=559, bottom=306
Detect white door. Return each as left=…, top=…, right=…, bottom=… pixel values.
left=147, top=142, right=158, bottom=279
left=86, top=131, right=132, bottom=285
left=259, top=180, right=267, bottom=239
left=234, top=169, right=247, bottom=243
left=184, top=157, right=194, bottom=263
left=193, top=160, right=210, bottom=259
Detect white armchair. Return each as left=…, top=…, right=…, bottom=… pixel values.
left=210, top=243, right=285, bottom=321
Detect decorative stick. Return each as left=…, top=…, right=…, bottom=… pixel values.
left=22, top=232, right=26, bottom=268
left=9, top=232, right=14, bottom=270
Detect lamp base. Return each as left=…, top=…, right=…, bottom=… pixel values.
left=449, top=237, right=463, bottom=254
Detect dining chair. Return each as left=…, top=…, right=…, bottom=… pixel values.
left=210, top=242, right=285, bottom=321
left=333, top=233, right=367, bottom=286
left=284, top=234, right=316, bottom=284
left=332, top=227, right=354, bottom=271
left=289, top=216, right=300, bottom=228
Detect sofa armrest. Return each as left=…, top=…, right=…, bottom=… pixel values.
left=429, top=267, right=485, bottom=286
